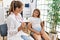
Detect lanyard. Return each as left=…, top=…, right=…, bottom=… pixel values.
left=15, top=15, right=23, bottom=23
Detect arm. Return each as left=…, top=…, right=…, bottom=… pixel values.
left=7, top=17, right=25, bottom=35
left=18, top=22, right=26, bottom=32
left=40, top=21, right=45, bottom=31
left=18, top=25, right=22, bottom=32
left=7, top=18, right=19, bottom=36
left=28, top=22, right=40, bottom=35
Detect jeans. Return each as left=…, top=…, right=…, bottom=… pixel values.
left=21, top=35, right=33, bottom=40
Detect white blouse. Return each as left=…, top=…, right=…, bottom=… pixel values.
left=28, top=17, right=42, bottom=32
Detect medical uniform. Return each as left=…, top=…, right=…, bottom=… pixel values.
left=6, top=12, right=34, bottom=40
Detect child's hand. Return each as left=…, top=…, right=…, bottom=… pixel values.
left=35, top=31, right=40, bottom=35
left=21, top=22, right=26, bottom=28
left=40, top=29, right=44, bottom=35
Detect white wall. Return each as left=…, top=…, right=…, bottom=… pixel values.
left=3, top=0, right=36, bottom=18
left=0, top=1, right=4, bottom=25
left=0, top=8, right=4, bottom=25
left=0, top=0, right=36, bottom=24
left=22, top=0, right=37, bottom=18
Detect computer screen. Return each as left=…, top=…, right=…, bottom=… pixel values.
left=25, top=4, right=29, bottom=8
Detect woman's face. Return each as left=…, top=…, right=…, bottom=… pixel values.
left=15, top=6, right=23, bottom=14
left=33, top=11, right=39, bottom=17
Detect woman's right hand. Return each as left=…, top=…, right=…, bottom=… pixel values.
left=18, top=22, right=26, bottom=31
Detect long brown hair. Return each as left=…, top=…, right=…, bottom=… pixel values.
left=9, top=1, right=23, bottom=15
left=32, top=9, right=40, bottom=18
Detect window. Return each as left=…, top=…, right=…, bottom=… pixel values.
left=37, top=0, right=60, bottom=33
left=37, top=0, right=49, bottom=32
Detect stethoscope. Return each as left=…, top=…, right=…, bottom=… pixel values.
left=15, top=15, right=23, bottom=23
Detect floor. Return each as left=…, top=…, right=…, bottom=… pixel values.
left=0, top=34, right=59, bottom=40
left=0, top=35, right=7, bottom=40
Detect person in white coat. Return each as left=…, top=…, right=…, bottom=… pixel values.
left=6, top=1, right=34, bottom=40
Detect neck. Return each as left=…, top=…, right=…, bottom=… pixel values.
left=13, top=11, right=18, bottom=16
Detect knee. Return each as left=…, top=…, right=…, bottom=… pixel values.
left=45, top=37, right=50, bottom=40
left=48, top=37, right=50, bottom=40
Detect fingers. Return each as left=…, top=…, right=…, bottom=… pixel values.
left=28, top=22, right=32, bottom=25
left=28, top=22, right=32, bottom=26
left=21, top=22, right=26, bottom=27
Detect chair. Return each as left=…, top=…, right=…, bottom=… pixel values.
left=58, top=38, right=60, bottom=40
left=0, top=24, right=7, bottom=40
left=0, top=27, right=1, bottom=34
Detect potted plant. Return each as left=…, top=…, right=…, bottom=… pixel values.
left=47, top=0, right=60, bottom=40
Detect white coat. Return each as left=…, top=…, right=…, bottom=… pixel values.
left=6, top=12, right=34, bottom=40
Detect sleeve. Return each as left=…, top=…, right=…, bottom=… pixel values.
left=6, top=17, right=21, bottom=36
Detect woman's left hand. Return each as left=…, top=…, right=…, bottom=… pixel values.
left=18, top=22, right=26, bottom=31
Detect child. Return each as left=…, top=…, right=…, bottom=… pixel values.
left=28, top=9, right=50, bottom=40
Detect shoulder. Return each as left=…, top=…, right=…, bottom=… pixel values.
left=28, top=17, right=34, bottom=19
left=28, top=17, right=33, bottom=22
left=38, top=18, right=42, bottom=21
left=18, top=13, right=22, bottom=17
left=7, top=14, right=15, bottom=21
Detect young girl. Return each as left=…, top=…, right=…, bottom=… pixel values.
left=6, top=1, right=34, bottom=40
left=28, top=9, right=50, bottom=40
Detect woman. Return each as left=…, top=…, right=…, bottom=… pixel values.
left=6, top=1, right=34, bottom=40
left=28, top=9, right=50, bottom=40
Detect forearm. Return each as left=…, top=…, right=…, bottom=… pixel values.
left=28, top=27, right=40, bottom=35
left=42, top=27, right=44, bottom=31
left=18, top=25, right=22, bottom=32
left=28, top=23, right=40, bottom=35
left=18, top=22, right=26, bottom=32
left=41, top=21, right=45, bottom=31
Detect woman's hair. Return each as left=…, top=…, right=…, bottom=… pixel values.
left=32, top=9, right=40, bottom=18
left=9, top=1, right=23, bottom=15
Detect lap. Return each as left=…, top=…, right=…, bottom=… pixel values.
left=18, top=30, right=34, bottom=40
left=41, top=31, right=50, bottom=40
left=33, top=33, right=41, bottom=40
left=41, top=31, right=48, bottom=37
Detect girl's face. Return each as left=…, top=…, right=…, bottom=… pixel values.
left=33, top=11, right=39, bottom=17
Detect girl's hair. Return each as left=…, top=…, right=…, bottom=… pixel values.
left=9, top=1, right=23, bottom=15
left=32, top=9, right=40, bottom=18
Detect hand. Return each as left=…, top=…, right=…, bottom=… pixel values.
left=28, top=22, right=32, bottom=27
left=40, top=29, right=44, bottom=35
left=35, top=31, right=40, bottom=35
left=18, top=22, right=26, bottom=31
left=21, top=22, right=26, bottom=28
